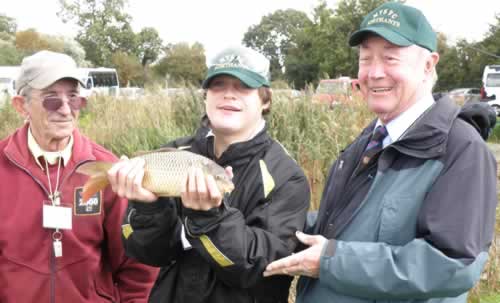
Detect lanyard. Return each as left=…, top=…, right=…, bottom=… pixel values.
left=44, top=155, right=64, bottom=257
left=45, top=155, right=62, bottom=206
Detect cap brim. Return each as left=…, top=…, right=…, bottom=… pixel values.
left=349, top=27, right=413, bottom=47
left=202, top=68, right=269, bottom=89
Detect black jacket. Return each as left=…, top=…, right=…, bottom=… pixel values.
left=122, top=122, right=310, bottom=303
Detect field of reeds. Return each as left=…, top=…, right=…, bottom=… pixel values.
left=0, top=90, right=498, bottom=302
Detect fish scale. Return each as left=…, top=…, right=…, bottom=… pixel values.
left=141, top=151, right=212, bottom=196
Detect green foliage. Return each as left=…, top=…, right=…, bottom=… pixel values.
left=136, top=27, right=163, bottom=66
left=111, top=51, right=144, bottom=86
left=58, top=0, right=136, bottom=67
left=488, top=122, right=500, bottom=143
left=436, top=15, right=500, bottom=91
left=0, top=14, right=17, bottom=36
left=0, top=41, right=23, bottom=65
left=58, top=0, right=166, bottom=88
left=243, top=9, right=312, bottom=80
left=153, top=42, right=207, bottom=86
left=284, top=0, right=389, bottom=88
left=0, top=98, right=23, bottom=139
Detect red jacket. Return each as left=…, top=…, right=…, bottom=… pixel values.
left=0, top=124, right=158, bottom=303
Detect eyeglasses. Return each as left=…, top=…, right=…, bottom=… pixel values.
left=42, top=96, right=87, bottom=111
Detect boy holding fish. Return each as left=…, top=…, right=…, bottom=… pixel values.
left=107, top=46, right=311, bottom=303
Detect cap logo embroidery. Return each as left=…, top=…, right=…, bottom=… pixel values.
left=368, top=9, right=400, bottom=27
left=213, top=55, right=250, bottom=70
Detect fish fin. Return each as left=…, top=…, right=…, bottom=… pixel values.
left=76, top=161, right=114, bottom=176
left=77, top=161, right=114, bottom=203
left=82, top=173, right=109, bottom=203
left=133, top=147, right=179, bottom=157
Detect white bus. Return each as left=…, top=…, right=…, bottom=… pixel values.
left=79, top=67, right=120, bottom=97
left=0, top=66, right=20, bottom=98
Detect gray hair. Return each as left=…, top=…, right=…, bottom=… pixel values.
left=19, top=85, right=33, bottom=102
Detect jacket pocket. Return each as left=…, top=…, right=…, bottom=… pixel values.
left=94, top=272, right=117, bottom=302
left=379, top=195, right=420, bottom=245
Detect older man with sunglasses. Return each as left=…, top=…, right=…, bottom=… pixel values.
left=0, top=50, right=158, bottom=302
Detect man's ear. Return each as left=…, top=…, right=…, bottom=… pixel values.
left=12, top=96, right=29, bottom=119
left=425, top=52, right=440, bottom=73
left=262, top=100, right=270, bottom=112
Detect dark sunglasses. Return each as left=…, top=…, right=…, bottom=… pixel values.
left=42, top=96, right=87, bottom=111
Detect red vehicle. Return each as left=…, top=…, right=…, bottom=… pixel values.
left=312, top=77, right=361, bottom=107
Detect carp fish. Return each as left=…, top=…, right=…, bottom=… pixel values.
left=76, top=148, right=234, bottom=202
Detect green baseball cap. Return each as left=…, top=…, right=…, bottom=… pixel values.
left=349, top=2, right=437, bottom=52
left=16, top=50, right=85, bottom=94
left=202, top=46, right=270, bottom=89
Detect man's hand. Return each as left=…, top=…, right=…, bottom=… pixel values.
left=180, top=166, right=233, bottom=211
left=107, top=156, right=158, bottom=202
left=263, top=231, right=327, bottom=278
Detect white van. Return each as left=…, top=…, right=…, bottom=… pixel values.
left=0, top=66, right=20, bottom=98
left=481, top=65, right=500, bottom=100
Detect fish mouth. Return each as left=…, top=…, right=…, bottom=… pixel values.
left=223, top=183, right=235, bottom=193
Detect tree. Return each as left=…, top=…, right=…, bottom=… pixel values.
left=283, top=0, right=389, bottom=88
left=433, top=33, right=464, bottom=91
left=153, top=42, right=207, bottom=86
left=0, top=14, right=17, bottom=36
left=0, top=40, right=22, bottom=65
left=16, top=29, right=56, bottom=54
left=58, top=0, right=136, bottom=66
left=434, top=15, right=500, bottom=91
left=243, top=9, right=312, bottom=80
left=0, top=14, right=21, bottom=65
left=14, top=29, right=87, bottom=65
left=283, top=27, right=319, bottom=88
left=136, top=27, right=163, bottom=66
left=112, top=51, right=143, bottom=86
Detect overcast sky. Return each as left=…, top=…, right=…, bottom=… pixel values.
left=2, top=0, right=500, bottom=61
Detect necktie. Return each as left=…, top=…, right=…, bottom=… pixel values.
left=361, top=125, right=388, bottom=166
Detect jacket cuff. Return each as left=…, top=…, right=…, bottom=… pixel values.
left=183, top=202, right=227, bottom=237
left=129, top=198, right=168, bottom=215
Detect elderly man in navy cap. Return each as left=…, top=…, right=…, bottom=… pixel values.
left=264, top=3, right=498, bottom=303
left=0, top=50, right=158, bottom=302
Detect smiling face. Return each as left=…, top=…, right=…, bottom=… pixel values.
left=19, top=79, right=81, bottom=151
left=358, top=35, right=439, bottom=123
left=205, top=75, right=269, bottom=142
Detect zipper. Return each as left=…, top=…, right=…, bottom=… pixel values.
left=329, top=165, right=375, bottom=237
left=50, top=250, right=56, bottom=303
left=330, top=146, right=395, bottom=237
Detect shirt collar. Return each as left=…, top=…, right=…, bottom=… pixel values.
left=27, top=127, right=73, bottom=170
left=376, top=93, right=435, bottom=147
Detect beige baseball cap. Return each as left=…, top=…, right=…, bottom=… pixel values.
left=15, top=50, right=85, bottom=94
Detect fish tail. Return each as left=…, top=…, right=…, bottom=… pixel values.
left=77, top=161, right=114, bottom=202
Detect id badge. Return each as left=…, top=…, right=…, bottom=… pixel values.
left=43, top=204, right=72, bottom=230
